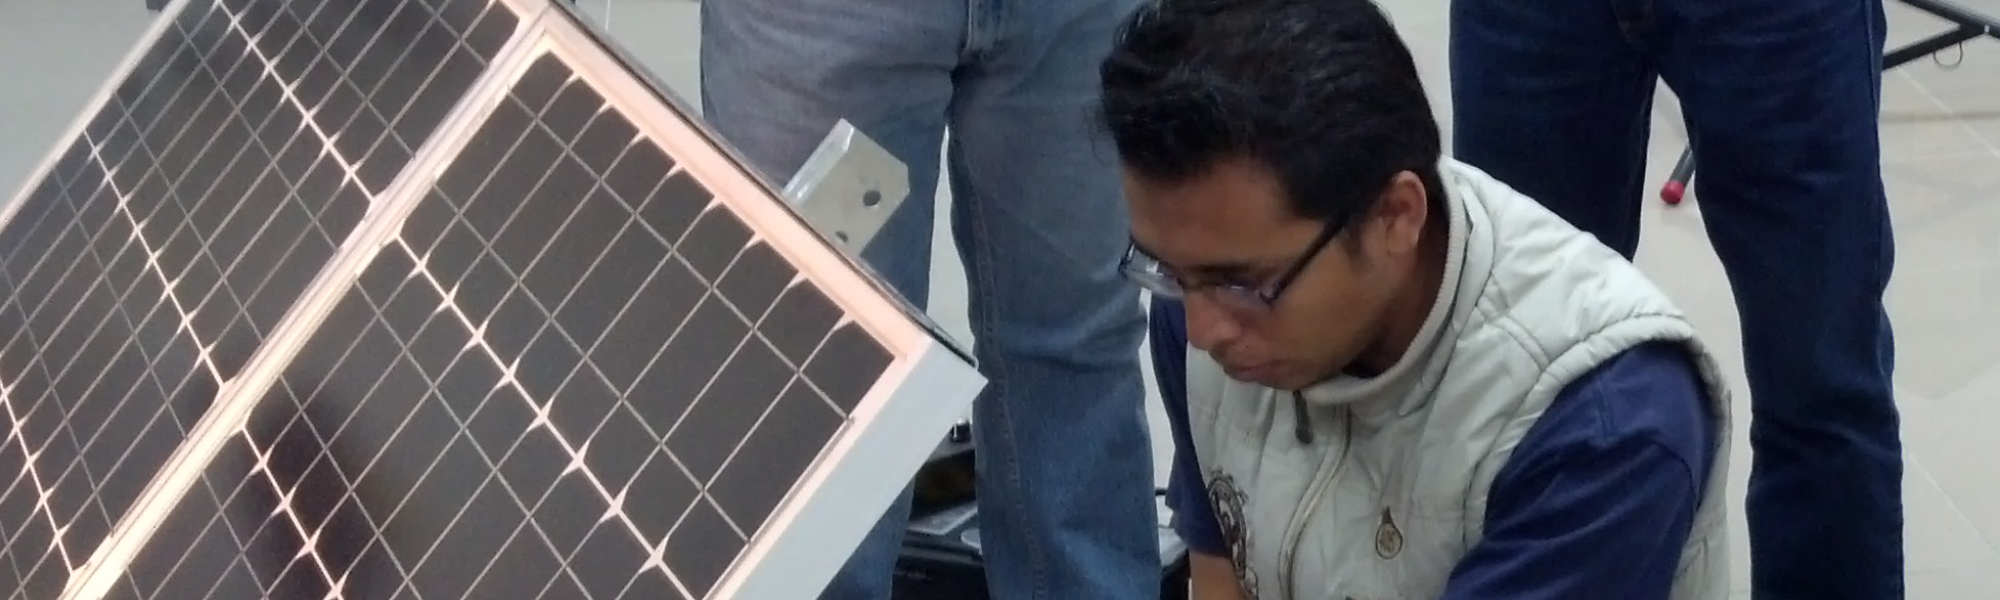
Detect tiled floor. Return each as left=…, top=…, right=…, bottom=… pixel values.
left=3, top=0, right=1998, bottom=597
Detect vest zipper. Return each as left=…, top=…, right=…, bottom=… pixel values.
left=1278, top=407, right=1353, bottom=600
left=1292, top=392, right=1314, bottom=443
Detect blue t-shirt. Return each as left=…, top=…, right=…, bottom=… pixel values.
left=1149, top=300, right=1717, bottom=599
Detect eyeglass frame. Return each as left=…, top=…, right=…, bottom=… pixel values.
left=1120, top=218, right=1345, bottom=316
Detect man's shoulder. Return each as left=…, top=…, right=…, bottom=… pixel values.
left=1539, top=340, right=1715, bottom=454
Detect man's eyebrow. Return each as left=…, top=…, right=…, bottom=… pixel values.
left=1129, top=238, right=1261, bottom=277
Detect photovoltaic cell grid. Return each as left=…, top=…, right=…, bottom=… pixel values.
left=104, top=50, right=897, bottom=600
left=0, top=0, right=516, bottom=597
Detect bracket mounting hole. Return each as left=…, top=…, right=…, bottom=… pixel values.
left=862, top=190, right=883, bottom=207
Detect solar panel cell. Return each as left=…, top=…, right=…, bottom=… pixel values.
left=706, top=376, right=844, bottom=533
left=804, top=322, right=894, bottom=413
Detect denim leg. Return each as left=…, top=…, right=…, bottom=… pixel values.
left=945, top=0, right=1157, bottom=597
left=700, top=0, right=957, bottom=598
left=700, top=0, right=1158, bottom=598
left=1655, top=0, right=1902, bottom=597
left=1447, top=0, right=1658, bottom=257
left=697, top=0, right=956, bottom=305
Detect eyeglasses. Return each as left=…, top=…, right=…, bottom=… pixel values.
left=1120, top=220, right=1344, bottom=317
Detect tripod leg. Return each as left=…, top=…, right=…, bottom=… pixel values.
left=1661, top=146, right=1694, bottom=205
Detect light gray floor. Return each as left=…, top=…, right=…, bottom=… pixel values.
left=4, top=0, right=2000, bottom=597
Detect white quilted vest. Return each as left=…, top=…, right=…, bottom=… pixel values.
left=1182, top=160, right=1732, bottom=600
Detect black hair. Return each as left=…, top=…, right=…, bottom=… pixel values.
left=1099, top=0, right=1445, bottom=228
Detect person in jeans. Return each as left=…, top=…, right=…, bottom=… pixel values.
left=1447, top=0, right=1901, bottom=598
left=700, top=0, right=1161, bottom=598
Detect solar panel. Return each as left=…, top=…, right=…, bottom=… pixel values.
left=0, top=1, right=984, bottom=599
left=0, top=0, right=520, bottom=596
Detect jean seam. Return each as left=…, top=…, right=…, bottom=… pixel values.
left=961, top=191, right=1053, bottom=599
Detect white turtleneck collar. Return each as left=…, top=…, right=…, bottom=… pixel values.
left=1294, top=171, right=1473, bottom=424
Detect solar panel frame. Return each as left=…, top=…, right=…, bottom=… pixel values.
left=4, top=2, right=986, bottom=599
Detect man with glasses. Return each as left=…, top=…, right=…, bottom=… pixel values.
left=1101, top=0, right=1733, bottom=597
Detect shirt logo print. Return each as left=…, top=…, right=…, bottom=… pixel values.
left=1208, top=470, right=1261, bottom=598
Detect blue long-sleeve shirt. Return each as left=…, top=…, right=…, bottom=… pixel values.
left=1149, top=300, right=1717, bottom=599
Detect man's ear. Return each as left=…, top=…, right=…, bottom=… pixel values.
left=1361, top=170, right=1428, bottom=259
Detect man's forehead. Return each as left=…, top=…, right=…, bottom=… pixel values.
left=1124, top=161, right=1292, bottom=221
left=1128, top=219, right=1285, bottom=278
left=1125, top=174, right=1303, bottom=273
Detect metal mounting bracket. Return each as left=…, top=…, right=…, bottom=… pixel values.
left=781, top=119, right=909, bottom=253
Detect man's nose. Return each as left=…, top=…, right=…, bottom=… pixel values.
left=1182, top=293, right=1242, bottom=353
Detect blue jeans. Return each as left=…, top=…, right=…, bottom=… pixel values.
left=1449, top=0, right=1901, bottom=598
left=700, top=0, right=1160, bottom=598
